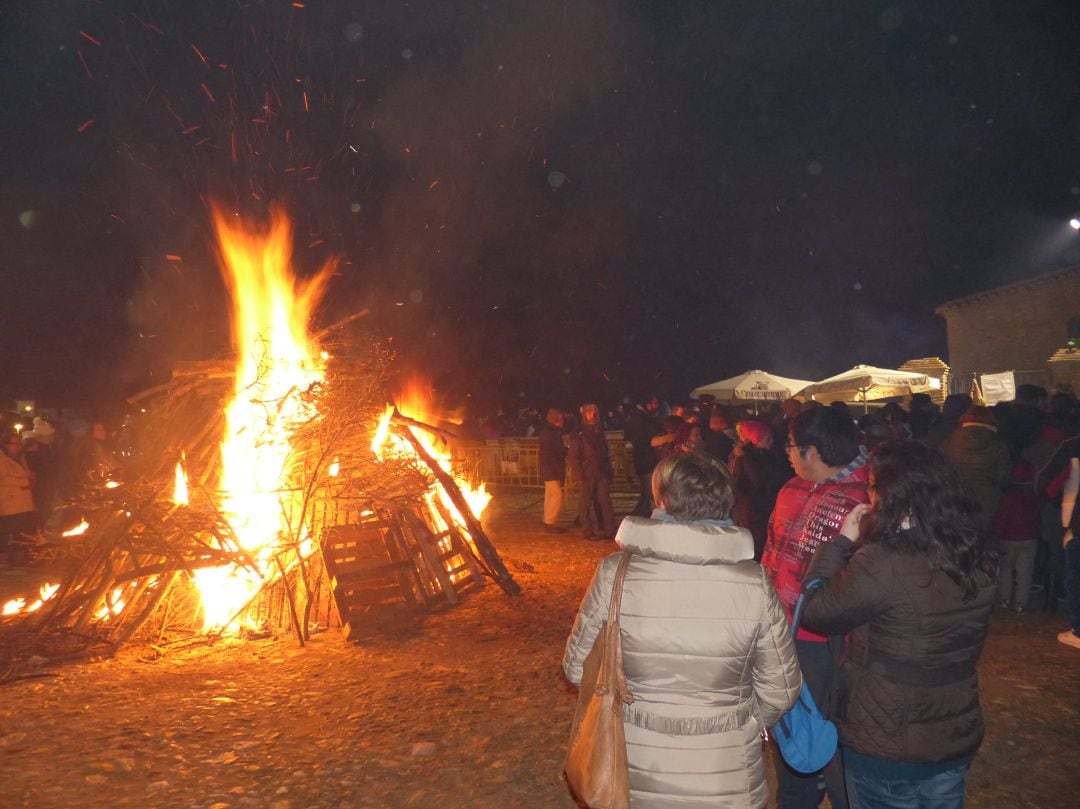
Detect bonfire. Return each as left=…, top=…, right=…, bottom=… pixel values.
left=0, top=207, right=517, bottom=681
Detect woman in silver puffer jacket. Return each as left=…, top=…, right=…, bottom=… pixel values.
left=564, top=453, right=802, bottom=808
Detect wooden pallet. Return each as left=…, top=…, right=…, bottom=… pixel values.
left=321, top=506, right=484, bottom=639
left=401, top=504, right=485, bottom=601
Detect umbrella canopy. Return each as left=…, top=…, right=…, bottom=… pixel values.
left=691, top=370, right=814, bottom=402
left=800, top=365, right=936, bottom=403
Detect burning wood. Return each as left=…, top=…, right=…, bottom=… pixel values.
left=0, top=207, right=517, bottom=678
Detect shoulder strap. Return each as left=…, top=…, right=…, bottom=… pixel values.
left=607, top=552, right=632, bottom=619
left=790, top=578, right=824, bottom=636
left=790, top=594, right=806, bottom=637
left=603, top=553, right=635, bottom=706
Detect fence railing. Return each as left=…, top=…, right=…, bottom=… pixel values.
left=451, top=432, right=641, bottom=492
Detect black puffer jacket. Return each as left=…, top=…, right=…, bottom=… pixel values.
left=801, top=535, right=995, bottom=764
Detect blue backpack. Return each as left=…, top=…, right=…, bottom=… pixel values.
left=772, top=585, right=838, bottom=774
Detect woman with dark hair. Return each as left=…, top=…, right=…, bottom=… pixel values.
left=563, top=453, right=802, bottom=808
left=802, top=441, right=998, bottom=809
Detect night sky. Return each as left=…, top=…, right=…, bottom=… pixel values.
left=2, top=1, right=1079, bottom=415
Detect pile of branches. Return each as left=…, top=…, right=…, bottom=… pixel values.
left=1, top=320, right=516, bottom=680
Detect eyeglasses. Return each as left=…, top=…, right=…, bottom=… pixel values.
left=785, top=442, right=801, bottom=452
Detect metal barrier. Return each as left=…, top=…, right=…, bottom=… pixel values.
left=452, top=432, right=641, bottom=492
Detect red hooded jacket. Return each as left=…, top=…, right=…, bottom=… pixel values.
left=761, top=455, right=869, bottom=641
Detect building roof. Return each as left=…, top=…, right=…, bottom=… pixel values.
left=935, top=263, right=1080, bottom=314
left=1048, top=347, right=1080, bottom=364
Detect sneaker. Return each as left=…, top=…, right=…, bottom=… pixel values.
left=1058, top=630, right=1080, bottom=649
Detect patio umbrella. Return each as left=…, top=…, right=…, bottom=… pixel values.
left=691, top=370, right=814, bottom=403
left=799, top=365, right=936, bottom=406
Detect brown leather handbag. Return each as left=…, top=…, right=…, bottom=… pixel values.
left=565, top=553, right=634, bottom=809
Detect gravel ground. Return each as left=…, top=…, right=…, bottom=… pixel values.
left=1, top=489, right=1078, bottom=808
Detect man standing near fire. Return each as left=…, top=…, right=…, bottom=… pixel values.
left=568, top=403, right=617, bottom=540
left=761, top=406, right=868, bottom=809
left=538, top=408, right=568, bottom=534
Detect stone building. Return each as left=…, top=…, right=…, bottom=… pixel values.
left=935, top=264, right=1080, bottom=393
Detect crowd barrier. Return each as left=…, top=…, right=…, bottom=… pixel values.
left=450, top=432, right=640, bottom=492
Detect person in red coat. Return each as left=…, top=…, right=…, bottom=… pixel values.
left=761, top=407, right=869, bottom=809
left=992, top=457, right=1040, bottom=612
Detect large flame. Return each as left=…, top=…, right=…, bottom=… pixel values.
left=194, top=206, right=333, bottom=631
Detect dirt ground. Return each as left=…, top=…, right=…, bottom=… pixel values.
left=2, top=489, right=1079, bottom=808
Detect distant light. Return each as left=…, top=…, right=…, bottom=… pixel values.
left=1070, top=218, right=1080, bottom=230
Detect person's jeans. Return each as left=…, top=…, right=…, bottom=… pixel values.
left=774, top=638, right=848, bottom=809
left=997, top=539, right=1037, bottom=609
left=576, top=476, right=615, bottom=536
left=845, top=757, right=969, bottom=809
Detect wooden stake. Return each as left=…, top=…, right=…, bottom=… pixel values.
left=393, top=424, right=520, bottom=596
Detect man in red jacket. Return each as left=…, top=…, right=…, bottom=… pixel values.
left=761, top=406, right=869, bottom=809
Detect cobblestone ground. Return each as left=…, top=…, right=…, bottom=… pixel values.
left=1, top=489, right=1078, bottom=808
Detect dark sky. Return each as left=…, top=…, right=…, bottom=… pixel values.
left=2, top=0, right=1079, bottom=414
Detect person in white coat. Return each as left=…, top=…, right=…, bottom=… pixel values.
left=564, top=452, right=802, bottom=808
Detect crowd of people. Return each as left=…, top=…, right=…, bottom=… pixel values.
left=559, top=384, right=1080, bottom=809
left=0, top=416, right=117, bottom=566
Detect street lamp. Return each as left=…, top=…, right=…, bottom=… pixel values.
left=1070, top=218, right=1080, bottom=230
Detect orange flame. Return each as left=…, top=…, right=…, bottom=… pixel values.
left=370, top=404, right=394, bottom=459
left=377, top=378, right=491, bottom=522
left=173, top=458, right=189, bottom=505
left=193, top=206, right=334, bottom=631
left=62, top=520, right=89, bottom=537
left=2, top=582, right=60, bottom=617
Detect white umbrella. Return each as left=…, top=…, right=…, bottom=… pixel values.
left=800, top=365, right=937, bottom=404
left=691, top=370, right=814, bottom=403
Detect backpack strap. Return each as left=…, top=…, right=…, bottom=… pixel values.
left=790, top=578, right=824, bottom=636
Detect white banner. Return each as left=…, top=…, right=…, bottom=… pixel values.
left=980, top=371, right=1015, bottom=405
